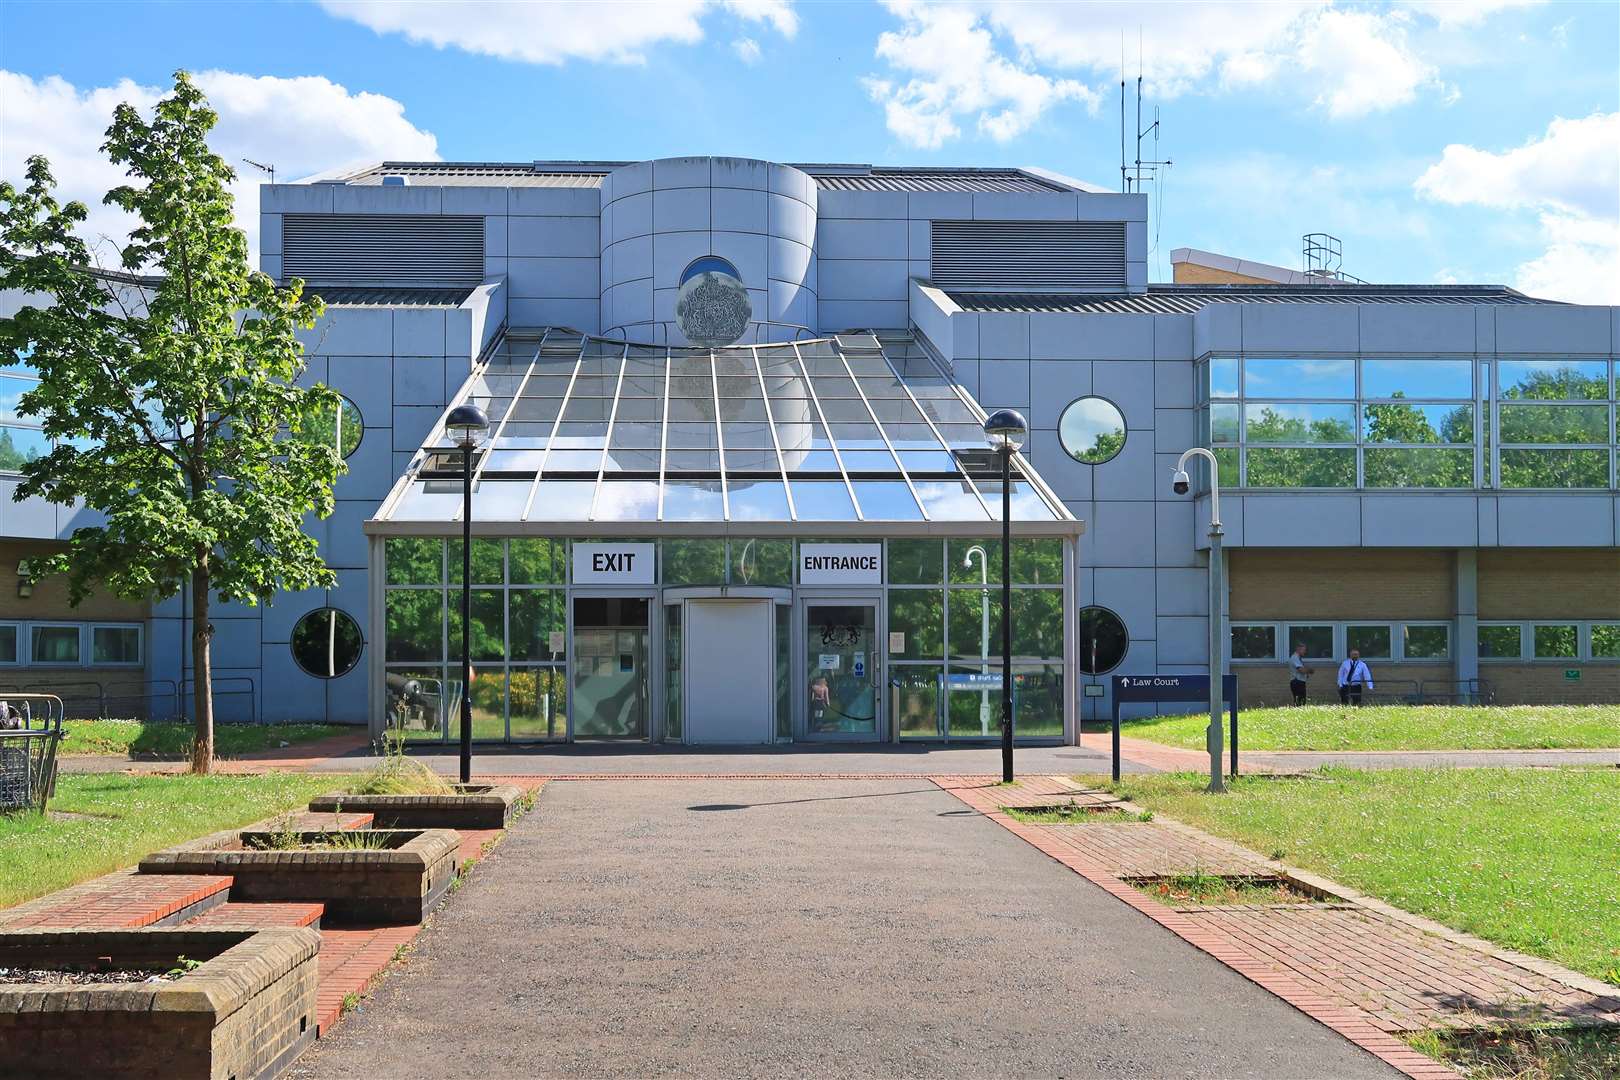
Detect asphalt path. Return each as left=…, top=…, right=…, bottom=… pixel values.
left=292, top=778, right=1397, bottom=1079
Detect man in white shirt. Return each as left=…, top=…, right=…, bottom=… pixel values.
left=1288, top=643, right=1313, bottom=705
left=1337, top=649, right=1374, bottom=706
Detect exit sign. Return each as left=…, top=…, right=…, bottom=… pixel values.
left=1563, top=669, right=1582, bottom=682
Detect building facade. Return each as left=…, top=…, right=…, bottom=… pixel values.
left=2, top=156, right=1616, bottom=739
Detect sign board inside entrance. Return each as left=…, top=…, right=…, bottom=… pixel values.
left=572, top=543, right=655, bottom=585
left=799, top=543, right=881, bottom=585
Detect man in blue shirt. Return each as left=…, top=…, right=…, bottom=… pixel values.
left=1337, top=649, right=1374, bottom=706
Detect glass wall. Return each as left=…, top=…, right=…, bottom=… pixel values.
left=1197, top=355, right=1617, bottom=490
left=384, top=534, right=1071, bottom=742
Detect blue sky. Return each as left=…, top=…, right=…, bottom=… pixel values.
left=2, top=1, right=1616, bottom=301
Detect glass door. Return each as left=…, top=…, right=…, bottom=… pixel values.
left=570, top=596, right=650, bottom=739
left=804, top=601, right=880, bottom=739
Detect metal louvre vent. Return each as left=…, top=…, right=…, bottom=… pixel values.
left=929, top=220, right=1126, bottom=291
left=282, top=214, right=484, bottom=284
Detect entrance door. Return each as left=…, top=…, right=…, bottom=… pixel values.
left=805, top=601, right=880, bottom=739
left=570, top=596, right=649, bottom=739
left=683, top=599, right=773, bottom=745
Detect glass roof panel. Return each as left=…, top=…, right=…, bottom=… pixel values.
left=384, top=331, right=1072, bottom=527
left=979, top=481, right=1059, bottom=521
left=662, top=481, right=726, bottom=521
left=789, top=480, right=857, bottom=519
left=592, top=480, right=660, bottom=521
left=728, top=479, right=791, bottom=520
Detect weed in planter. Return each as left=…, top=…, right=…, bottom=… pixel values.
left=1133, top=869, right=1316, bottom=906
left=164, top=955, right=203, bottom=979
left=351, top=731, right=455, bottom=797
left=1002, top=798, right=1132, bottom=824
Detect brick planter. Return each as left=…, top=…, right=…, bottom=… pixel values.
left=308, top=784, right=524, bottom=830
left=139, top=829, right=460, bottom=925
left=0, top=927, right=318, bottom=1080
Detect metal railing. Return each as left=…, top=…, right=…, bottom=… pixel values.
left=0, top=677, right=257, bottom=723
left=0, top=694, right=64, bottom=813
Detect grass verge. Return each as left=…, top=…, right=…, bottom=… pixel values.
left=1096, top=767, right=1620, bottom=986
left=0, top=771, right=359, bottom=907
left=1002, top=803, right=1152, bottom=824
left=59, top=720, right=353, bottom=757
left=1406, top=1024, right=1620, bottom=1080
left=1117, top=704, right=1620, bottom=752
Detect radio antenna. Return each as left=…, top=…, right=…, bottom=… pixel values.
left=242, top=157, right=276, bottom=184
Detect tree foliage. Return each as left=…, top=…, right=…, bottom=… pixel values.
left=0, top=71, right=342, bottom=771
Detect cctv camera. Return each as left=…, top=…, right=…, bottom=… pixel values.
left=1171, top=469, right=1190, bottom=496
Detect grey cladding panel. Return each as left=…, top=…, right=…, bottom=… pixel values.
left=930, top=220, right=1126, bottom=291
left=283, top=214, right=484, bottom=284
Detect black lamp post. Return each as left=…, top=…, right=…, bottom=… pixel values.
left=445, top=403, right=490, bottom=785
left=983, top=408, right=1028, bottom=784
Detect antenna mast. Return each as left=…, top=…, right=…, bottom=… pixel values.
left=242, top=157, right=276, bottom=184
left=1126, top=35, right=1172, bottom=193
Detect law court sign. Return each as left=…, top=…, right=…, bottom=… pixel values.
left=798, top=543, right=882, bottom=585
left=572, top=542, right=655, bottom=585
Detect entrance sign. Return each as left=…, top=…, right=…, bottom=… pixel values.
left=1110, top=674, right=1240, bottom=783
left=799, top=543, right=881, bottom=585
left=818, top=653, right=840, bottom=671
left=572, top=543, right=655, bottom=585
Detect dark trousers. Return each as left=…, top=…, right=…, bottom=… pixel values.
left=1339, top=683, right=1364, bottom=706
left=1289, top=679, right=1308, bottom=706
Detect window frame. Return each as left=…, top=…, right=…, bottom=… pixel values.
left=1284, top=623, right=1335, bottom=661
left=1399, top=622, right=1451, bottom=661
left=89, top=622, right=145, bottom=667
left=1344, top=623, right=1395, bottom=661
left=0, top=621, right=19, bottom=665
left=1477, top=620, right=1620, bottom=662
left=1228, top=622, right=1280, bottom=662
left=27, top=622, right=84, bottom=666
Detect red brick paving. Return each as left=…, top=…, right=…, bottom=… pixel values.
left=313, top=924, right=423, bottom=1034
left=934, top=775, right=1620, bottom=1080
left=0, top=869, right=232, bottom=929
left=184, top=901, right=325, bottom=929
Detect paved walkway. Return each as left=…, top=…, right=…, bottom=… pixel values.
left=292, top=778, right=1397, bottom=1079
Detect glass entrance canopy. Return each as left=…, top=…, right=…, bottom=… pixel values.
left=375, top=329, right=1073, bottom=530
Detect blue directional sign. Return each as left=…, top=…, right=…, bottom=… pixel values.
left=1108, top=674, right=1240, bottom=782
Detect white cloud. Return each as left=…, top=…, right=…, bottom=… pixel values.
left=864, top=0, right=1532, bottom=145
left=865, top=2, right=1102, bottom=150
left=1414, top=113, right=1620, bottom=302
left=1415, top=112, right=1619, bottom=218
left=0, top=70, right=438, bottom=266
left=732, top=37, right=762, bottom=65
left=317, top=0, right=795, bottom=66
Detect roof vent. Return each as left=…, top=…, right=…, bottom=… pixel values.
left=380, top=174, right=410, bottom=187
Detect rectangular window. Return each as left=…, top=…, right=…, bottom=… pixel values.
left=90, top=625, right=142, bottom=665
left=0, top=425, right=50, bottom=473
left=0, top=623, right=16, bottom=664
left=29, top=624, right=81, bottom=664
left=1532, top=623, right=1578, bottom=659
left=1361, top=359, right=1473, bottom=399
left=1243, top=358, right=1355, bottom=399
left=1361, top=403, right=1473, bottom=444
left=1244, top=403, right=1356, bottom=444
left=1244, top=447, right=1356, bottom=487
left=1230, top=624, right=1277, bottom=660
left=1345, top=625, right=1392, bottom=659
left=1209, top=357, right=1239, bottom=399
left=1499, top=448, right=1610, bottom=489
left=1478, top=624, right=1522, bottom=659
left=1286, top=625, right=1333, bottom=659
left=1402, top=624, right=1450, bottom=660
left=1591, top=624, right=1620, bottom=659
left=1363, top=448, right=1473, bottom=488
left=1498, top=359, right=1608, bottom=401
left=1498, top=403, right=1609, bottom=444
left=1209, top=402, right=1240, bottom=443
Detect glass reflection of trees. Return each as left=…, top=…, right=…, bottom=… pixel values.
left=1205, top=356, right=1615, bottom=490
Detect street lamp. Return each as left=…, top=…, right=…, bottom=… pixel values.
left=983, top=408, right=1027, bottom=784
left=1171, top=448, right=1225, bottom=793
left=963, top=546, right=991, bottom=736
left=446, top=403, right=490, bottom=785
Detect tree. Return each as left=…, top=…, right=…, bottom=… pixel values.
left=0, top=72, right=341, bottom=773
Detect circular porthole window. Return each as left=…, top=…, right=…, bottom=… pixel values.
left=1058, top=396, right=1126, bottom=465
left=291, top=607, right=364, bottom=679
left=1077, top=605, right=1129, bottom=674
left=294, top=394, right=363, bottom=460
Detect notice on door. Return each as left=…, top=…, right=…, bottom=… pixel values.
left=799, top=543, right=881, bottom=585
left=572, top=543, right=655, bottom=585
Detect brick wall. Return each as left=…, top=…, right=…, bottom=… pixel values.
left=0, top=539, right=148, bottom=622
left=1478, top=549, right=1620, bottom=620
left=1234, top=662, right=1455, bottom=708
left=1230, top=549, right=1454, bottom=620
left=1479, top=663, right=1620, bottom=705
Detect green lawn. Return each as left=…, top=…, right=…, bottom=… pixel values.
left=1120, top=704, right=1620, bottom=752
left=1099, top=767, right=1620, bottom=987
left=1, top=772, right=357, bottom=907
left=58, top=720, right=354, bottom=757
